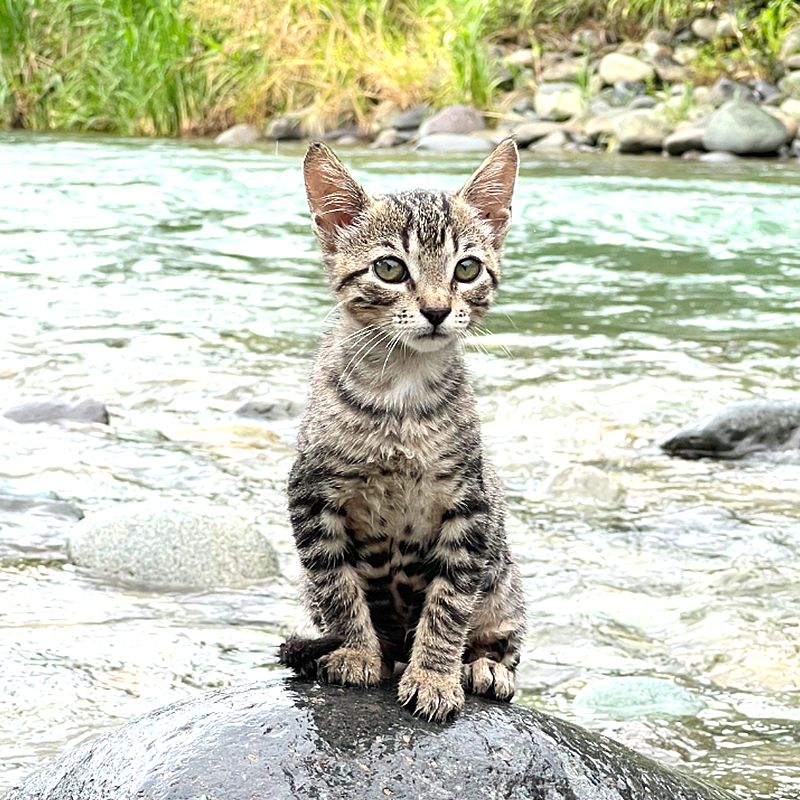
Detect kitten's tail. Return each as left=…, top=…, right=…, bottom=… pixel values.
left=278, top=634, right=344, bottom=677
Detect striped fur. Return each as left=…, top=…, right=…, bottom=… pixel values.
left=281, top=140, right=526, bottom=722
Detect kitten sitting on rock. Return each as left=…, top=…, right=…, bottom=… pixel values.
left=280, top=140, right=526, bottom=722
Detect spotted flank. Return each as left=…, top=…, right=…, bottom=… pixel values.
left=281, top=139, right=526, bottom=723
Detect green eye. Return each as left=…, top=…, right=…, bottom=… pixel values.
left=454, top=257, right=481, bottom=283
left=373, top=256, right=408, bottom=283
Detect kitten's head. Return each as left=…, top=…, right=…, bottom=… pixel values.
left=303, top=140, right=518, bottom=353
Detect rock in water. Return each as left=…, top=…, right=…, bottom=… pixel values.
left=661, top=399, right=800, bottom=459
left=3, top=679, right=736, bottom=800
left=3, top=398, right=109, bottom=424
left=702, top=101, right=789, bottom=155
left=67, top=501, right=280, bottom=589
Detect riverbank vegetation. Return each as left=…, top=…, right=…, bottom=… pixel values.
left=1, top=0, right=798, bottom=136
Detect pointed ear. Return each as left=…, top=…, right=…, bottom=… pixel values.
left=456, top=138, right=518, bottom=248
left=303, top=142, right=371, bottom=253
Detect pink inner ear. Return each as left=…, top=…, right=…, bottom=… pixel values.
left=304, top=144, right=369, bottom=239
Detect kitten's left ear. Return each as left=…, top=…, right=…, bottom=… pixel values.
left=457, top=138, right=519, bottom=248
left=303, top=142, right=371, bottom=254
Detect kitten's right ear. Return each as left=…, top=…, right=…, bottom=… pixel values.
left=303, top=142, right=370, bottom=253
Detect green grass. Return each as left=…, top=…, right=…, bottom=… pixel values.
left=1, top=0, right=799, bottom=136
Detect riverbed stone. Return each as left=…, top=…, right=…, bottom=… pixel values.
left=691, top=17, right=718, bottom=43
left=3, top=679, right=737, bottom=800
left=528, top=129, right=571, bottom=152
left=612, top=109, right=673, bottom=153
left=512, top=120, right=564, bottom=146
left=505, top=47, right=536, bottom=68
left=213, top=123, right=264, bottom=146
left=652, top=53, right=688, bottom=84
left=707, top=76, right=757, bottom=107
left=415, top=133, right=493, bottom=152
left=418, top=104, right=485, bottom=137
left=236, top=397, right=304, bottom=420
left=697, top=151, right=740, bottom=162
left=664, top=123, right=707, bottom=155
left=390, top=104, right=433, bottom=131
left=661, top=398, right=800, bottom=459
left=598, top=53, right=655, bottom=86
left=753, top=79, right=782, bottom=105
left=715, top=13, right=737, bottom=40
left=780, top=70, right=800, bottom=99
left=574, top=676, right=705, bottom=719
left=534, top=82, right=583, bottom=121
left=540, top=57, right=589, bottom=83
left=702, top=100, right=790, bottom=155
left=583, top=108, right=628, bottom=144
left=265, top=113, right=304, bottom=140
left=781, top=97, right=800, bottom=120
left=66, top=501, right=280, bottom=589
left=763, top=106, right=799, bottom=142
left=3, top=398, right=109, bottom=425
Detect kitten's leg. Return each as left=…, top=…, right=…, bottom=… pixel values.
left=397, top=504, right=488, bottom=722
left=288, top=471, right=383, bottom=687
left=462, top=561, right=526, bottom=701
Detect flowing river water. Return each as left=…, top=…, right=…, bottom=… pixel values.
left=1, top=133, right=799, bottom=796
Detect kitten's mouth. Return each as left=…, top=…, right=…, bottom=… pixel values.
left=408, top=329, right=452, bottom=352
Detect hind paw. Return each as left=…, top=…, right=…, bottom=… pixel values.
left=462, top=657, right=515, bottom=701
left=317, top=646, right=382, bottom=687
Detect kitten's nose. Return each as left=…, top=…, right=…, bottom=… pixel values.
left=421, top=307, right=451, bottom=327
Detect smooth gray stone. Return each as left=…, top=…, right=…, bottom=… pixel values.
left=390, top=104, right=433, bottom=131
left=702, top=100, right=789, bottom=155
left=3, top=399, right=109, bottom=425
left=67, top=501, right=280, bottom=589
left=418, top=104, right=485, bottom=137
left=213, top=124, right=264, bottom=146
left=235, top=397, right=303, bottom=420
left=707, top=77, right=757, bottom=107
left=3, top=679, right=736, bottom=800
left=661, top=399, right=800, bottom=459
left=664, top=125, right=707, bottom=156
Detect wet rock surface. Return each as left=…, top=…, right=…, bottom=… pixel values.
left=661, top=399, right=800, bottom=459
left=67, top=501, right=280, bottom=589
left=3, top=398, right=109, bottom=425
left=702, top=100, right=790, bottom=155
left=3, top=678, right=737, bottom=800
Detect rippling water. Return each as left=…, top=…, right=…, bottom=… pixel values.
left=1, top=132, right=799, bottom=796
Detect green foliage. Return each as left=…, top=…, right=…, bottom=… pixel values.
left=2, top=0, right=799, bottom=135
left=0, top=0, right=208, bottom=134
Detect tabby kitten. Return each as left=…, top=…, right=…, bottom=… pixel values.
left=280, top=139, right=526, bottom=722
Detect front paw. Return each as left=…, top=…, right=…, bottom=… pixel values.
left=317, top=646, right=382, bottom=687
left=397, top=667, right=464, bottom=722
left=462, top=657, right=515, bottom=701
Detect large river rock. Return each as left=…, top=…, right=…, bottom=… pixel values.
left=4, top=678, right=736, bottom=800
left=661, top=398, right=800, bottom=459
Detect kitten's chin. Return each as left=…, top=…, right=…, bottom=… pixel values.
left=405, top=332, right=455, bottom=353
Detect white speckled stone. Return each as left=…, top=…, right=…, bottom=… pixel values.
left=68, top=501, right=280, bottom=589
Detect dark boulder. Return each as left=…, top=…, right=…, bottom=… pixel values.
left=4, top=679, right=736, bottom=800
left=662, top=399, right=800, bottom=459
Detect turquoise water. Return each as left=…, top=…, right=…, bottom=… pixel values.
left=1, top=132, right=799, bottom=796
